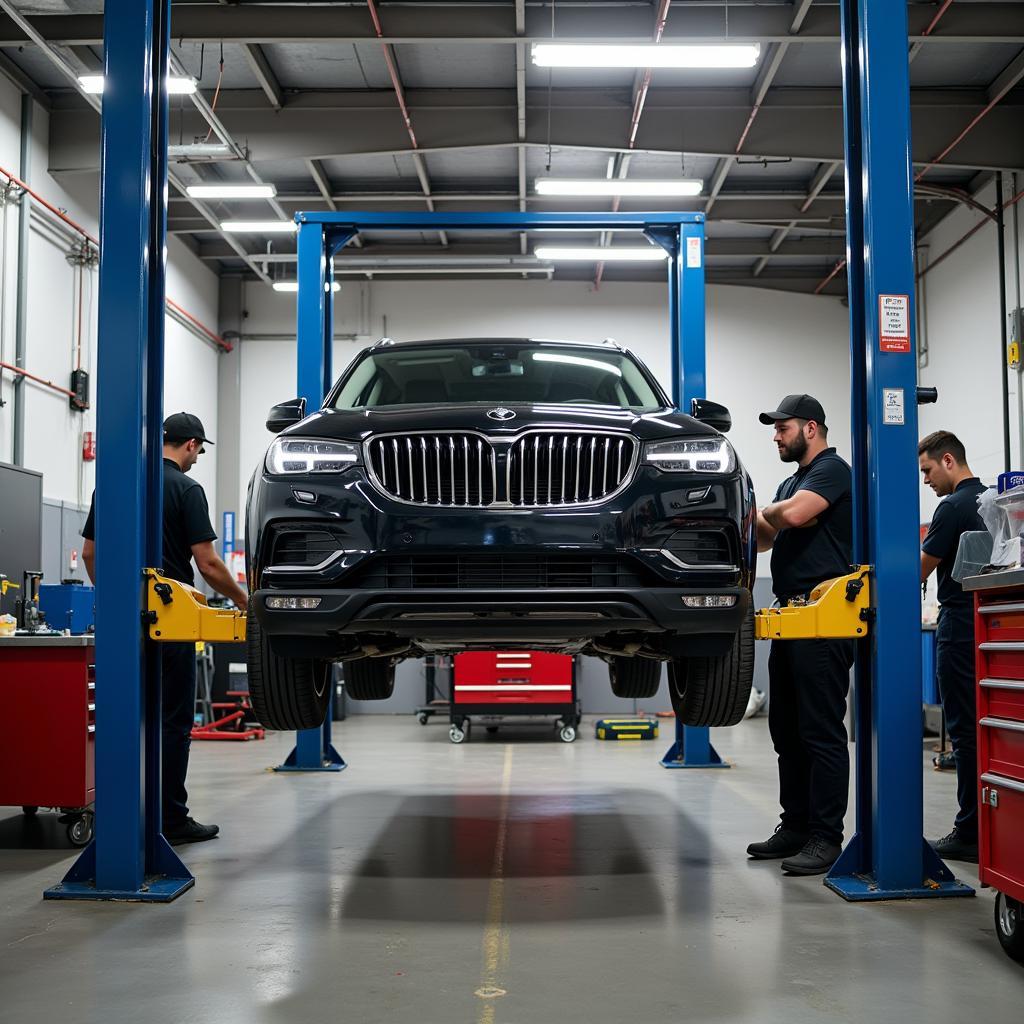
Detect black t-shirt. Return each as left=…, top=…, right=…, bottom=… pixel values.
left=922, top=477, right=987, bottom=611
left=83, top=459, right=217, bottom=586
left=770, top=447, right=853, bottom=600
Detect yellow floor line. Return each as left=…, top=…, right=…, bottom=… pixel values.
left=475, top=745, right=513, bottom=1023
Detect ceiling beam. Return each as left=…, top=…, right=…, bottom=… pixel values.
left=242, top=43, right=283, bottom=111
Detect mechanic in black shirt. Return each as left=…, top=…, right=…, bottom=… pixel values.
left=747, top=394, right=855, bottom=875
left=919, top=430, right=988, bottom=863
left=81, top=412, right=247, bottom=846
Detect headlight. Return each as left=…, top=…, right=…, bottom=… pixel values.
left=265, top=437, right=360, bottom=475
left=644, top=437, right=735, bottom=474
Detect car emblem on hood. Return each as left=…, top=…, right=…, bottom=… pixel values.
left=487, top=407, right=516, bottom=421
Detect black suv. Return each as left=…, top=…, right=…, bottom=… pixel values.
left=245, top=338, right=756, bottom=731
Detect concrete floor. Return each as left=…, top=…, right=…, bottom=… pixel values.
left=0, top=716, right=1021, bottom=1023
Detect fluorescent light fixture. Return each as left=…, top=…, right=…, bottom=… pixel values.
left=532, top=352, right=622, bottom=376
left=169, top=143, right=232, bottom=160
left=186, top=183, right=277, bottom=199
left=78, top=74, right=197, bottom=95
left=536, top=178, right=703, bottom=198
left=221, top=220, right=297, bottom=234
left=531, top=43, right=761, bottom=69
left=534, top=246, right=668, bottom=262
left=272, top=281, right=341, bottom=293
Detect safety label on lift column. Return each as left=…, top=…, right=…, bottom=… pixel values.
left=686, top=236, right=702, bottom=269
left=878, top=294, right=911, bottom=352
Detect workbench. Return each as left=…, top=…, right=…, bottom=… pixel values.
left=0, top=634, right=95, bottom=845
left=964, top=569, right=1024, bottom=963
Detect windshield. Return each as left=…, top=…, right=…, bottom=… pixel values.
left=331, top=343, right=665, bottom=411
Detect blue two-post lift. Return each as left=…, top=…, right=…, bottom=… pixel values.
left=45, top=0, right=971, bottom=903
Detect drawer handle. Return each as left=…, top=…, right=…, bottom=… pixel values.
left=87, top=724, right=96, bottom=734
left=87, top=703, right=95, bottom=712
left=980, top=678, right=1024, bottom=691
left=979, top=602, right=1024, bottom=615
left=981, top=771, right=1024, bottom=795
left=979, top=642, right=1024, bottom=652
left=979, top=716, right=1024, bottom=733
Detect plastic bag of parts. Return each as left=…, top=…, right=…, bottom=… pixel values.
left=952, top=531, right=995, bottom=583
left=977, top=484, right=1024, bottom=569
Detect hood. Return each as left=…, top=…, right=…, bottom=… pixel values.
left=279, top=403, right=723, bottom=443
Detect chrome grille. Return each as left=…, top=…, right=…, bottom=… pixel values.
left=366, top=430, right=636, bottom=508
left=367, top=433, right=497, bottom=507
left=508, top=431, right=635, bottom=507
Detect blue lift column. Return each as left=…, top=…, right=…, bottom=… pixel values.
left=275, top=219, right=349, bottom=773
left=824, top=0, right=970, bottom=901
left=649, top=217, right=728, bottom=771
left=45, top=0, right=193, bottom=901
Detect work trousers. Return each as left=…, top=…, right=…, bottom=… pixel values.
left=936, top=605, right=978, bottom=839
left=768, top=637, right=855, bottom=846
left=161, top=641, right=197, bottom=828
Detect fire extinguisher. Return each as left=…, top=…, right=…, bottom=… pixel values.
left=82, top=431, right=96, bottom=462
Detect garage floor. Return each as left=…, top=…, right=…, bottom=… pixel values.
left=0, top=716, right=1021, bottom=1023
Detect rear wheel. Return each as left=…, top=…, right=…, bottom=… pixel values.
left=344, top=657, right=396, bottom=700
left=668, top=606, right=754, bottom=727
left=247, top=614, right=332, bottom=730
left=608, top=656, right=662, bottom=699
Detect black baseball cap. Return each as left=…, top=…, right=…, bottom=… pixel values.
left=758, top=394, right=827, bottom=427
left=163, top=411, right=214, bottom=445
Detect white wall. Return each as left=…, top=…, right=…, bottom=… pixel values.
left=0, top=75, right=221, bottom=529
left=233, top=277, right=852, bottom=571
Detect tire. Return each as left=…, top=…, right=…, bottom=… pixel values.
left=247, top=614, right=332, bottom=730
left=344, top=657, right=396, bottom=700
left=21, top=806, right=39, bottom=816
left=995, top=892, right=1024, bottom=964
left=608, top=656, right=662, bottom=699
left=668, top=605, right=754, bottom=727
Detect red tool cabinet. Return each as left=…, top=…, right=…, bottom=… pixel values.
left=969, top=574, right=1024, bottom=964
left=449, top=650, right=580, bottom=743
left=0, top=635, right=95, bottom=846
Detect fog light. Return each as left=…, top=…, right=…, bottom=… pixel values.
left=681, top=595, right=737, bottom=608
left=266, top=596, right=322, bottom=610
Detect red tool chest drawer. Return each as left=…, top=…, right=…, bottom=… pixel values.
left=980, top=717, right=1024, bottom=780
left=980, top=678, right=1024, bottom=721
left=980, top=773, right=1024, bottom=905
left=453, top=650, right=573, bottom=705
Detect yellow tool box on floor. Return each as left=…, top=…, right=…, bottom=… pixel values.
left=595, top=717, right=659, bottom=741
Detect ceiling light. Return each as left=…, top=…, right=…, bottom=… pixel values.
left=531, top=43, right=761, bottom=69
left=78, top=74, right=197, bottom=95
left=272, top=281, right=341, bottom=293
left=186, top=184, right=277, bottom=199
left=221, top=220, right=296, bottom=234
left=535, top=178, right=703, bottom=197
left=534, top=246, right=668, bottom=262
left=169, top=143, right=233, bottom=160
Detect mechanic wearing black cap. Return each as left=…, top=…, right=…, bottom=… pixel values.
left=746, top=394, right=854, bottom=875
left=81, top=412, right=248, bottom=845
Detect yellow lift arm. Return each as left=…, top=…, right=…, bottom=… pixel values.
left=144, top=569, right=246, bottom=643
left=755, top=566, right=872, bottom=641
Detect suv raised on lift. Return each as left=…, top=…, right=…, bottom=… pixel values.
left=245, top=337, right=757, bottom=731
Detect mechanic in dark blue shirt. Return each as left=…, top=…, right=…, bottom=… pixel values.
left=82, top=412, right=247, bottom=846
left=747, top=394, right=855, bottom=876
left=919, top=430, right=988, bottom=863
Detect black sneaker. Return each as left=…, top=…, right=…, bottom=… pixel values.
left=165, top=817, right=219, bottom=846
left=930, top=827, right=978, bottom=863
left=747, top=825, right=810, bottom=860
left=781, top=836, right=842, bottom=875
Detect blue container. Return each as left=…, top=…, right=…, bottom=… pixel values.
left=39, top=583, right=95, bottom=634
left=997, top=471, right=1024, bottom=494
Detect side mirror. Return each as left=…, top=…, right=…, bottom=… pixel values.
left=266, top=397, right=306, bottom=434
left=690, top=398, right=732, bottom=433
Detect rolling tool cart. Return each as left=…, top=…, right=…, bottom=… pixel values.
left=0, top=635, right=96, bottom=846
left=965, top=570, right=1024, bottom=964
left=449, top=650, right=580, bottom=743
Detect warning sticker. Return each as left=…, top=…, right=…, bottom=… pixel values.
left=686, top=236, right=702, bottom=269
left=883, top=388, right=905, bottom=426
left=879, top=294, right=910, bottom=352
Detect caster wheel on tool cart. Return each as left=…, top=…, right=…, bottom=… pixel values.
left=417, top=712, right=430, bottom=725
left=21, top=806, right=39, bottom=816
left=995, top=891, right=1024, bottom=964
left=68, top=814, right=93, bottom=848
left=449, top=724, right=468, bottom=744
left=559, top=724, right=577, bottom=743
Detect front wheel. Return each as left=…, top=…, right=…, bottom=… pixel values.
left=668, top=605, right=754, bottom=727
left=995, top=892, right=1024, bottom=964
left=247, top=614, right=332, bottom=730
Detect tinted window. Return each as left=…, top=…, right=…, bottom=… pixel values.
left=331, top=344, right=664, bottom=411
